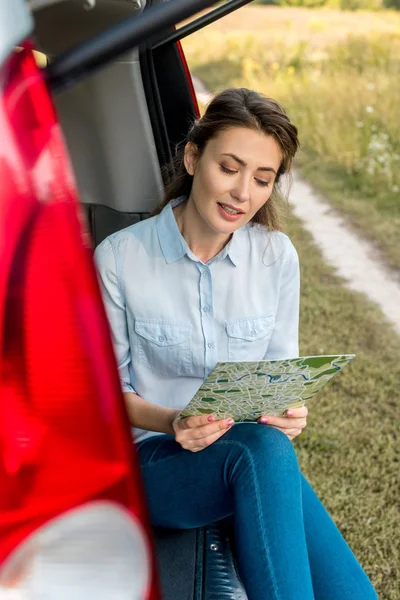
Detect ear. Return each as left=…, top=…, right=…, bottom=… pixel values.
left=184, top=142, right=199, bottom=176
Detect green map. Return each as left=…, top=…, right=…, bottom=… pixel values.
left=180, top=355, right=355, bottom=421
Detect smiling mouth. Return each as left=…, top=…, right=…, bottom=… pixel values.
left=217, top=203, right=244, bottom=215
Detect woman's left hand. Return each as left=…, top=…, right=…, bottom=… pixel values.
left=258, top=406, right=308, bottom=441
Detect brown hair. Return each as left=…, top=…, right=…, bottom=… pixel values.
left=155, top=88, right=299, bottom=230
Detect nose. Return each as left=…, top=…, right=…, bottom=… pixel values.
left=231, top=174, right=251, bottom=204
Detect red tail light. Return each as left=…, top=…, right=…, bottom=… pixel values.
left=0, top=44, right=160, bottom=599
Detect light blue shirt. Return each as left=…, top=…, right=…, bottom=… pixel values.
left=94, top=197, right=300, bottom=443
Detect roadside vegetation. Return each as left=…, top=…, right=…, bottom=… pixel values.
left=182, top=6, right=400, bottom=271
left=183, top=7, right=400, bottom=598
left=289, top=215, right=400, bottom=600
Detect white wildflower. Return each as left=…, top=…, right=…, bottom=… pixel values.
left=367, top=83, right=375, bottom=90
left=365, top=106, right=374, bottom=113
left=356, top=121, right=364, bottom=128
left=392, top=185, right=399, bottom=193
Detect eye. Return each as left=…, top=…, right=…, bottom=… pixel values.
left=219, top=164, right=237, bottom=175
left=255, top=178, right=270, bottom=187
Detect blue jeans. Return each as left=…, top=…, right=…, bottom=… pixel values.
left=137, top=424, right=377, bottom=600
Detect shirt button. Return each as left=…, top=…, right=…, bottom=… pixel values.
left=158, top=335, right=166, bottom=342
left=250, top=330, right=257, bottom=336
left=203, top=306, right=210, bottom=313
left=208, top=342, right=214, bottom=349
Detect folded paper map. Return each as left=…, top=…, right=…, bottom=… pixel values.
left=180, top=355, right=355, bottom=422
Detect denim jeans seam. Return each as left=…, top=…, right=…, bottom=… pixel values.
left=218, top=439, right=281, bottom=600
left=139, top=447, right=190, bottom=468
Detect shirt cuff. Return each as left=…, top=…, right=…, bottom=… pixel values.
left=122, top=381, right=136, bottom=394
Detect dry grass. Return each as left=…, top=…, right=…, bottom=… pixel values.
left=181, top=5, right=400, bottom=47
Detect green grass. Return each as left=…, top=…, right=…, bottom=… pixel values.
left=288, top=214, right=400, bottom=599
left=183, top=8, right=400, bottom=596
left=182, top=6, right=400, bottom=271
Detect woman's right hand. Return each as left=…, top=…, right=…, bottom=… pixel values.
left=172, top=413, right=235, bottom=452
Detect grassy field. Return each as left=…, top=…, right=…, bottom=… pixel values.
left=290, top=214, right=400, bottom=599
left=182, top=6, right=400, bottom=272
left=182, top=7, right=400, bottom=598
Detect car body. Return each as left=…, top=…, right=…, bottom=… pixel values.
left=0, top=1, right=252, bottom=598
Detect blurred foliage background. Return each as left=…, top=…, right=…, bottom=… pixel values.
left=184, top=7, right=400, bottom=269
left=254, top=0, right=400, bottom=10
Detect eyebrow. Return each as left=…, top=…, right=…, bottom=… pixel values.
left=221, top=153, right=277, bottom=175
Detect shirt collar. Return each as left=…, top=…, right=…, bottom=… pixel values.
left=156, top=196, right=245, bottom=266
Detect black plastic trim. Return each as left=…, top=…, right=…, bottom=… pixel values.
left=153, top=0, right=255, bottom=50
left=152, top=41, right=198, bottom=159
left=203, top=521, right=247, bottom=599
left=139, top=43, right=172, bottom=169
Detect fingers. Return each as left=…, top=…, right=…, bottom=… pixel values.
left=269, top=426, right=303, bottom=440
left=259, top=405, right=307, bottom=429
left=258, top=406, right=308, bottom=441
left=190, top=428, right=232, bottom=452
left=178, top=418, right=233, bottom=441
left=285, top=406, right=308, bottom=419
left=179, top=413, right=218, bottom=430
left=259, top=415, right=307, bottom=430
left=176, top=405, right=309, bottom=450
left=174, top=415, right=234, bottom=451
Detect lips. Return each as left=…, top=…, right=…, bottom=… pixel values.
left=217, top=202, right=245, bottom=222
left=217, top=202, right=245, bottom=215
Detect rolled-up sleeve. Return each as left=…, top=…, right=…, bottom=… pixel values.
left=265, top=241, right=300, bottom=360
left=94, top=238, right=136, bottom=393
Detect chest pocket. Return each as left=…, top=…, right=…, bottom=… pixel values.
left=226, top=316, right=275, bottom=362
left=134, top=319, right=193, bottom=377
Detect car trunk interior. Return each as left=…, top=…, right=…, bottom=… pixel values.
left=32, top=0, right=199, bottom=245
left=30, top=1, right=250, bottom=598
left=32, top=0, right=165, bottom=247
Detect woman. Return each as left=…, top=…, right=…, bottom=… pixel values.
left=95, top=88, right=377, bottom=600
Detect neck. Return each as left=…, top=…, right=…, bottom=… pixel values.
left=173, top=197, right=231, bottom=263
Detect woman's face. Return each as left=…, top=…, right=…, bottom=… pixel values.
left=184, top=126, right=282, bottom=234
